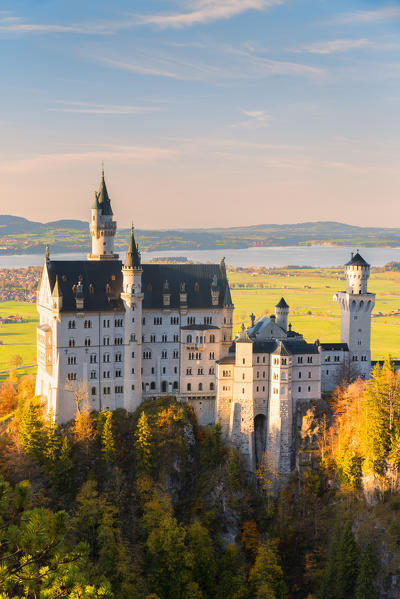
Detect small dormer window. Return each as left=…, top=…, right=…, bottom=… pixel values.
left=147, top=283, right=152, bottom=292
left=89, top=284, right=94, bottom=294
left=106, top=284, right=111, bottom=294
left=72, top=285, right=77, bottom=294
left=62, top=275, right=67, bottom=282
left=111, top=275, right=116, bottom=281
left=194, top=282, right=200, bottom=292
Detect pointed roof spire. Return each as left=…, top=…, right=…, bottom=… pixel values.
left=236, top=323, right=252, bottom=343
left=124, top=224, right=141, bottom=269
left=45, top=244, right=50, bottom=263
left=95, top=164, right=113, bottom=215
left=51, top=275, right=62, bottom=297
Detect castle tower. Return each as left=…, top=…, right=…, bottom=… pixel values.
left=88, top=168, right=119, bottom=261
left=230, top=325, right=254, bottom=470
left=121, top=226, right=143, bottom=412
left=275, top=297, right=289, bottom=332
left=334, top=252, right=375, bottom=378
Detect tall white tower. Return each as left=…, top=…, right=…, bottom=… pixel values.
left=275, top=297, right=289, bottom=332
left=121, top=226, right=143, bottom=412
left=88, top=168, right=119, bottom=261
left=334, top=252, right=375, bottom=378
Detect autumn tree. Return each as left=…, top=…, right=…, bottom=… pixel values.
left=101, top=411, right=116, bottom=463
left=135, top=411, right=152, bottom=472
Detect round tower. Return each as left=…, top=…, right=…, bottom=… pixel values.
left=88, top=167, right=119, bottom=261
left=334, top=251, right=375, bottom=379
left=121, top=226, right=143, bottom=413
left=345, top=251, right=370, bottom=294
left=275, top=297, right=289, bottom=332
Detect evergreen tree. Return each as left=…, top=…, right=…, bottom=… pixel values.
left=101, top=411, right=116, bottom=463
left=135, top=411, right=152, bottom=472
left=318, top=527, right=341, bottom=599
left=51, top=436, right=75, bottom=496
left=18, top=399, right=44, bottom=459
left=215, top=543, right=247, bottom=599
left=336, top=521, right=359, bottom=599
left=43, top=414, right=61, bottom=464
left=248, top=541, right=285, bottom=599
left=187, top=520, right=216, bottom=597
left=355, top=544, right=377, bottom=599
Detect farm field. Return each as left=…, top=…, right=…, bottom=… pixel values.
left=0, top=267, right=399, bottom=378
left=228, top=267, right=400, bottom=360
left=0, top=301, right=37, bottom=378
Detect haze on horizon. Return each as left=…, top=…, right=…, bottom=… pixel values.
left=0, top=0, right=399, bottom=229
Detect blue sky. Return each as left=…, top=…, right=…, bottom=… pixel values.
left=0, top=0, right=399, bottom=228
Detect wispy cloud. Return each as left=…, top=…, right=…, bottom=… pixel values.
left=50, top=101, right=162, bottom=115
left=133, top=0, right=283, bottom=29
left=332, top=6, right=400, bottom=25
left=296, top=38, right=374, bottom=55
left=97, top=43, right=323, bottom=82
left=231, top=109, right=273, bottom=128
left=0, top=12, right=113, bottom=34
left=0, top=145, right=177, bottom=174
left=0, top=2, right=284, bottom=35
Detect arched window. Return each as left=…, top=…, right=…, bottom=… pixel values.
left=187, top=335, right=192, bottom=343
left=106, top=284, right=111, bottom=294
left=210, top=382, right=214, bottom=391
left=199, top=383, right=203, bottom=391
left=187, top=383, right=191, bottom=391
left=150, top=382, right=156, bottom=390
left=173, top=381, right=178, bottom=390
left=91, top=386, right=96, bottom=395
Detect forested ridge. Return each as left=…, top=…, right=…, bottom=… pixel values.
left=0, top=362, right=400, bottom=598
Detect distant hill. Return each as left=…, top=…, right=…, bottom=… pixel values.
left=0, top=216, right=400, bottom=254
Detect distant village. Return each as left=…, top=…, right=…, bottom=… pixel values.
left=0, top=267, right=41, bottom=303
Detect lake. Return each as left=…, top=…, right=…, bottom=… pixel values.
left=1, top=245, right=400, bottom=269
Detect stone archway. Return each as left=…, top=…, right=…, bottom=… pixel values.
left=254, top=414, right=267, bottom=467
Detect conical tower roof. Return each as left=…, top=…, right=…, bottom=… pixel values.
left=124, top=225, right=141, bottom=269
left=276, top=297, right=289, bottom=309
left=94, top=167, right=113, bottom=215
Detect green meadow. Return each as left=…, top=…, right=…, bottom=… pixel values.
left=0, top=267, right=399, bottom=378
left=229, top=268, right=400, bottom=360
left=0, top=302, right=38, bottom=377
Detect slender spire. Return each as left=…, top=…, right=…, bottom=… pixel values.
left=124, top=224, right=141, bottom=269
left=51, top=275, right=62, bottom=297
left=96, top=165, right=113, bottom=215
left=45, top=244, right=50, bottom=263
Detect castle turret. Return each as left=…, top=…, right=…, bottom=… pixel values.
left=121, top=226, right=143, bottom=413
left=88, top=167, right=119, bottom=261
left=275, top=297, right=289, bottom=331
left=334, top=251, right=375, bottom=378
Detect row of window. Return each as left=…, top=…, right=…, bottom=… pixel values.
left=68, top=337, right=123, bottom=347
left=89, top=370, right=123, bottom=379
left=68, top=319, right=123, bottom=330
left=324, top=355, right=341, bottom=362
left=186, top=367, right=215, bottom=375
left=186, top=383, right=214, bottom=391
left=186, top=334, right=216, bottom=344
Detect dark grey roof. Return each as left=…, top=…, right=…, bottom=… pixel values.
left=47, top=260, right=124, bottom=313
left=274, top=341, right=291, bottom=356
left=94, top=171, right=113, bottom=216
left=181, top=324, right=219, bottom=330
left=124, top=227, right=141, bottom=269
left=45, top=260, right=232, bottom=313
left=319, top=343, right=349, bottom=351
left=217, top=356, right=235, bottom=365
left=276, top=297, right=289, bottom=309
left=346, top=252, right=369, bottom=267
left=281, top=339, right=319, bottom=355
left=142, top=263, right=232, bottom=310
left=253, top=341, right=277, bottom=354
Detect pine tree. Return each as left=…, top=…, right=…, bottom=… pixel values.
left=187, top=521, right=216, bottom=597
left=355, top=544, right=377, bottom=599
left=318, top=527, right=341, bottom=599
left=43, top=414, right=61, bottom=464
left=18, top=400, right=44, bottom=459
left=135, top=411, right=152, bottom=472
left=248, top=541, right=285, bottom=599
left=335, top=521, right=359, bottom=599
left=101, top=411, right=116, bottom=463
left=52, top=437, right=75, bottom=496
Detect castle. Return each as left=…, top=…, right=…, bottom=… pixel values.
left=35, top=172, right=375, bottom=477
